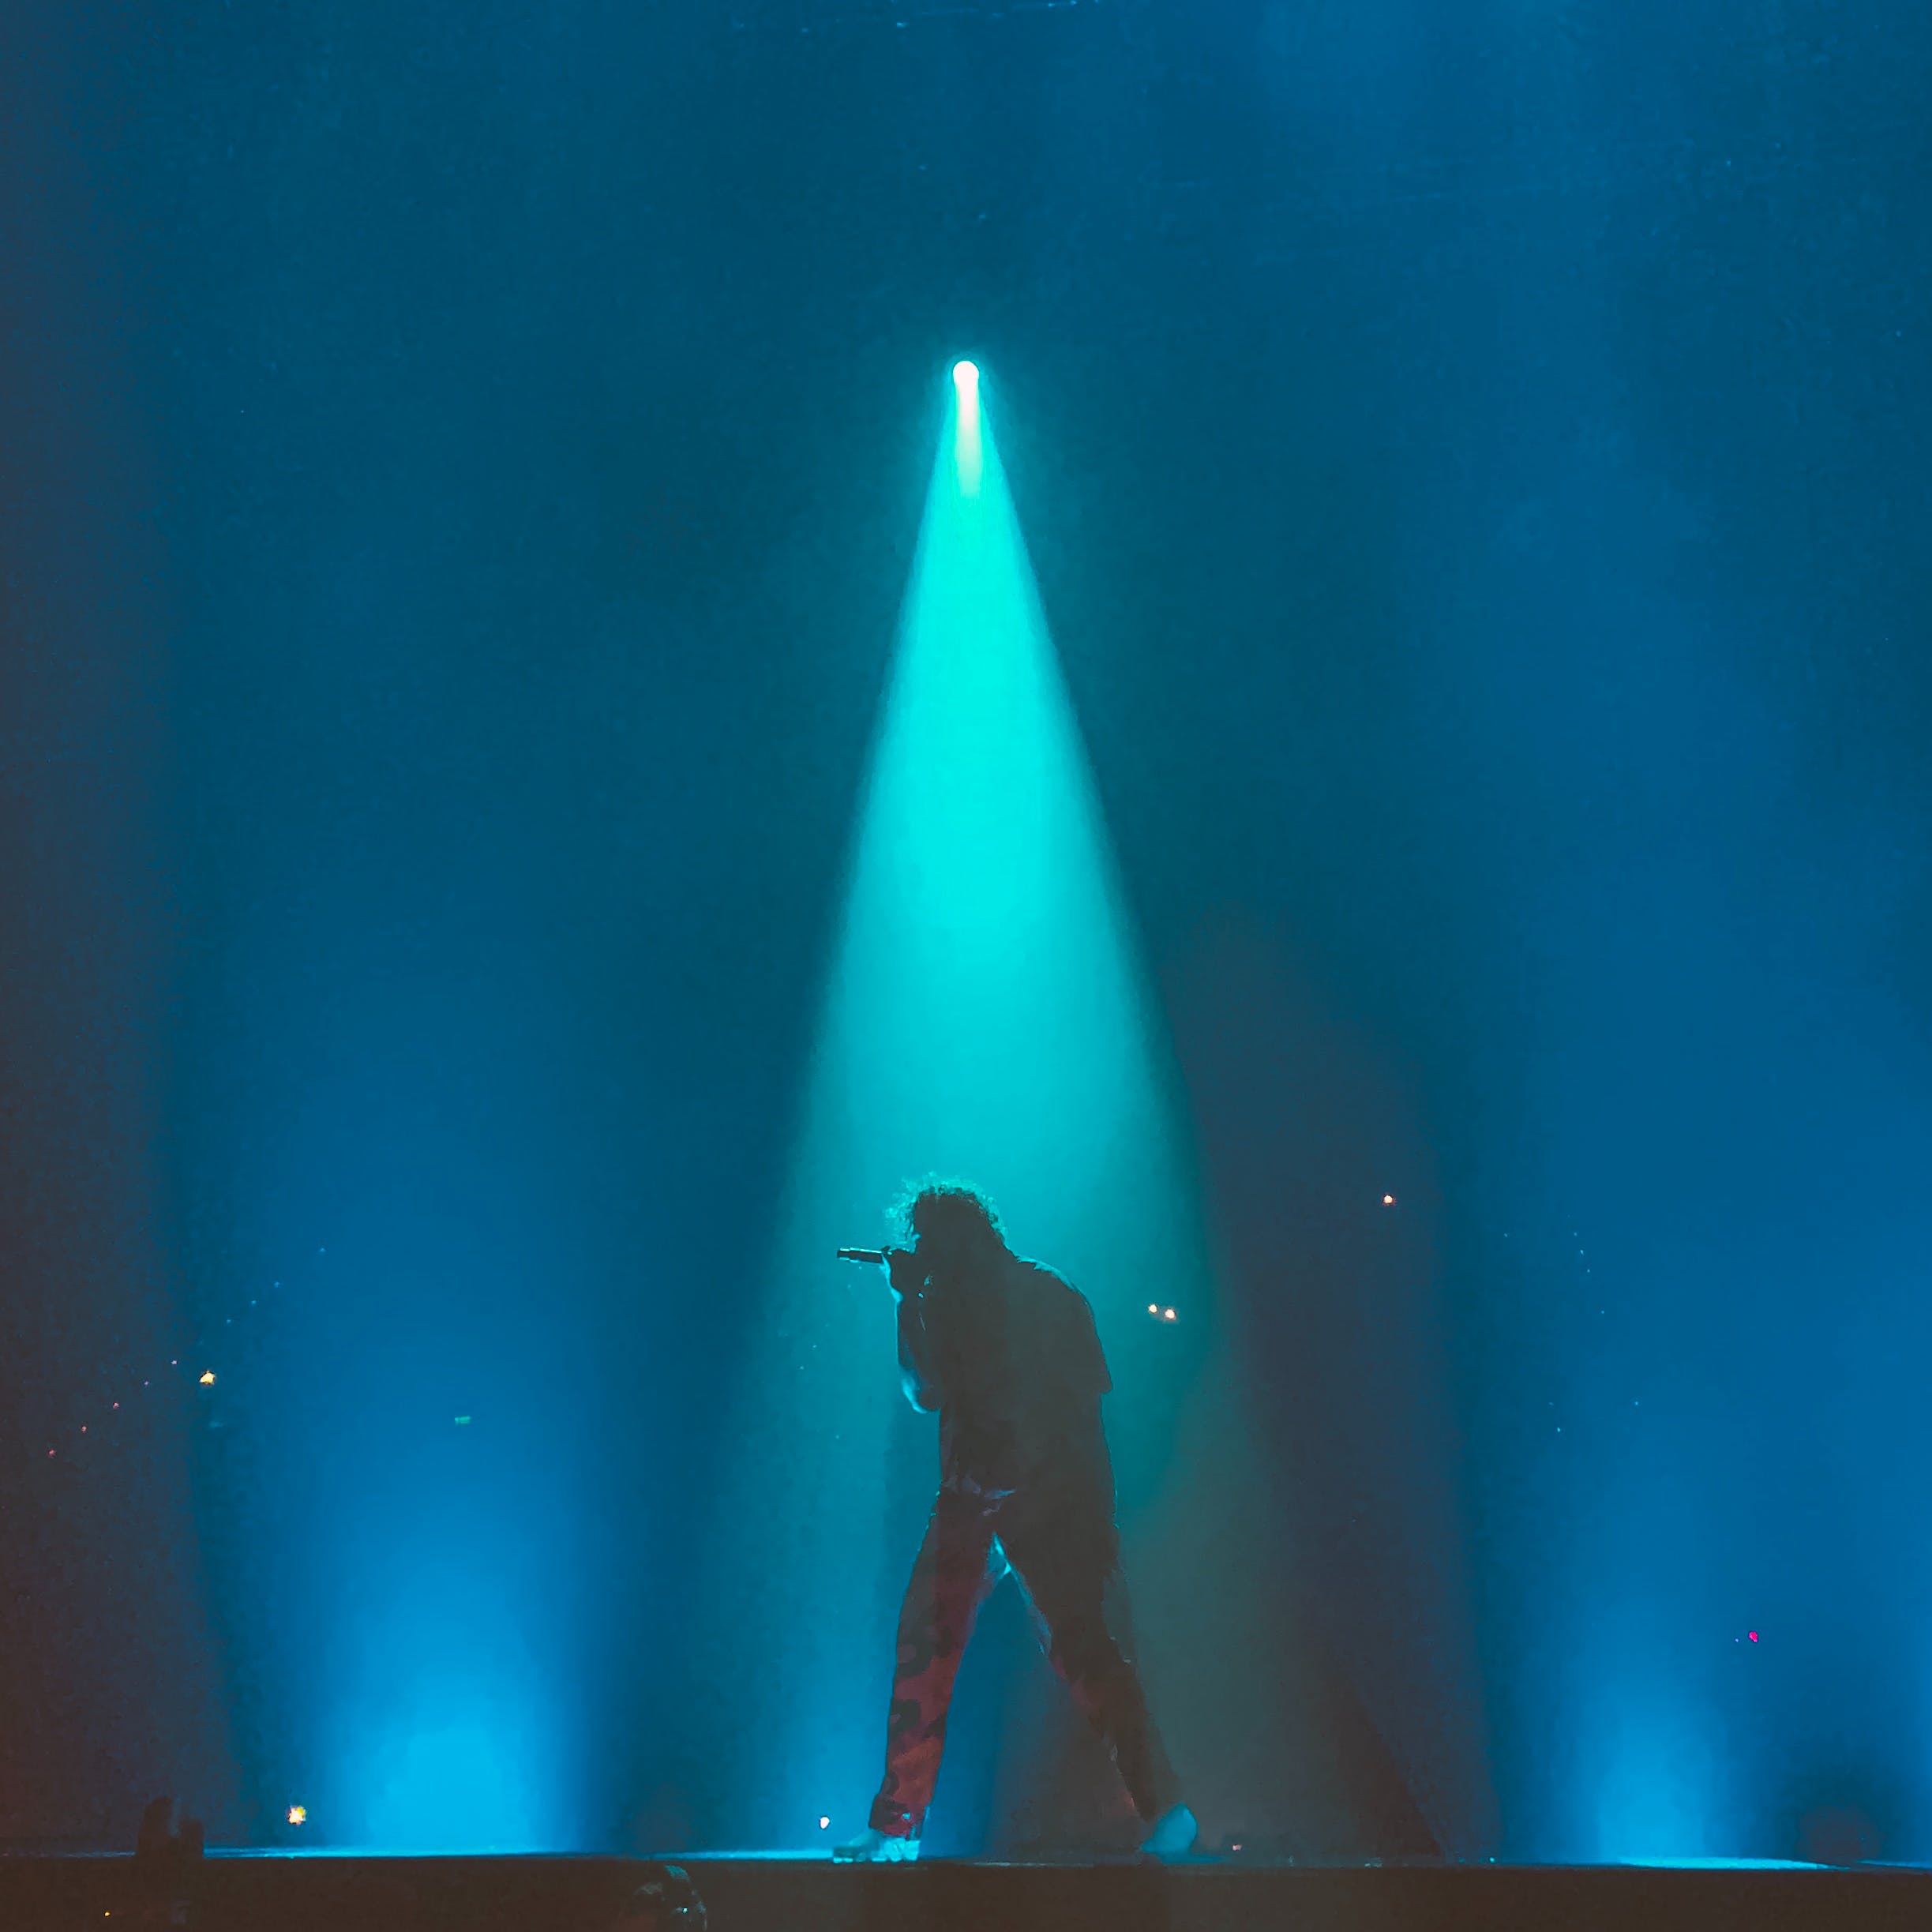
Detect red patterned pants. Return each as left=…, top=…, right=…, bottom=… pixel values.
left=866, top=1477, right=1180, bottom=1839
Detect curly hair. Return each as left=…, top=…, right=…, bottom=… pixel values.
left=888, top=1176, right=1005, bottom=1251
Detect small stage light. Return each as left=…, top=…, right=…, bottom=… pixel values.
left=1148, top=1304, right=1159, bottom=1315
left=1382, top=1194, right=1396, bottom=1206
left=199, top=1371, right=216, bottom=1385
left=287, top=1806, right=307, bottom=1825
left=819, top=1816, right=830, bottom=1829
left=952, top=359, right=979, bottom=389
left=1162, top=1307, right=1177, bottom=1322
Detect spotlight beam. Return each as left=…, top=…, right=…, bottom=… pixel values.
left=700, top=368, right=1232, bottom=1851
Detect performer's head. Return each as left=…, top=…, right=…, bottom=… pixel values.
left=892, top=1177, right=1006, bottom=1275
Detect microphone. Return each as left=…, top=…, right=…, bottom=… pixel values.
left=837, top=1247, right=888, bottom=1265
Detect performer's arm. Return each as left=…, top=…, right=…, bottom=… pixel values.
left=889, top=1249, right=946, bottom=1412
left=1075, top=1289, right=1114, bottom=1397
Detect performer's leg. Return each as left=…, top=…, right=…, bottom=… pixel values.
left=868, top=1488, right=1001, bottom=1838
left=999, top=1495, right=1182, bottom=1828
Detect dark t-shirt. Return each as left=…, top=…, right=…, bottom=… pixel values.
left=913, top=1251, right=1113, bottom=1498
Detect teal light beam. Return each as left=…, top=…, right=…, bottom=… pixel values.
left=698, top=369, right=1262, bottom=1852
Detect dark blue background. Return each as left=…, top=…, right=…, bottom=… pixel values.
left=4, top=0, right=1929, bottom=1862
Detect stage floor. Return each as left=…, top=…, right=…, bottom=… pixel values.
left=4, top=1851, right=1930, bottom=1932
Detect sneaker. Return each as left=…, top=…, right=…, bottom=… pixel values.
left=1139, top=1803, right=1199, bottom=1859
left=832, top=1825, right=921, bottom=1863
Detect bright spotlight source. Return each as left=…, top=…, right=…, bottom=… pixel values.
left=1382, top=1194, right=1396, bottom=1206
left=287, top=1805, right=307, bottom=1826
left=951, top=360, right=983, bottom=494
left=1162, top=1307, right=1177, bottom=1322
left=198, top=1370, right=216, bottom=1385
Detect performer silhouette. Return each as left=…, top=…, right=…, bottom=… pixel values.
left=835, top=1180, right=1197, bottom=1862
